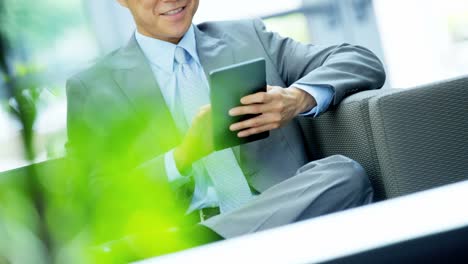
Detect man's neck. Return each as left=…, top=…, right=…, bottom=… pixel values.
left=136, top=27, right=182, bottom=45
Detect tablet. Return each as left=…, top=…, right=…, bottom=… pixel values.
left=209, top=58, right=269, bottom=151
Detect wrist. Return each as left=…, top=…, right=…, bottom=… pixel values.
left=288, top=86, right=317, bottom=115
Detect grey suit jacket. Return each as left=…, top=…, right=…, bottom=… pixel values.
left=66, top=19, right=385, bottom=193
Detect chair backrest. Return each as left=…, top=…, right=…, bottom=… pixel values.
left=368, top=76, right=468, bottom=198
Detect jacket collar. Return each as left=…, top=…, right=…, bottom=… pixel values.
left=108, top=24, right=235, bottom=79
left=108, top=24, right=240, bottom=158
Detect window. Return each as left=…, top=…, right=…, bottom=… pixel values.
left=264, top=13, right=311, bottom=44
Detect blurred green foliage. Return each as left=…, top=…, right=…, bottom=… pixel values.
left=0, top=1, right=205, bottom=263
left=1, top=113, right=205, bottom=263
left=0, top=53, right=52, bottom=263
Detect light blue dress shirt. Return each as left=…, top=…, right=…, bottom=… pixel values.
left=135, top=25, right=334, bottom=210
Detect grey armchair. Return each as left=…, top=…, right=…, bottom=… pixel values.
left=299, top=75, right=468, bottom=200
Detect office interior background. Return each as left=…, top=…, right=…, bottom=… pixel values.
left=0, top=0, right=468, bottom=262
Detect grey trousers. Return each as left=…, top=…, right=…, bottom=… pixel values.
left=201, top=155, right=374, bottom=238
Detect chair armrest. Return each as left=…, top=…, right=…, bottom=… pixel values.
left=299, top=89, right=393, bottom=200
left=369, top=76, right=468, bottom=198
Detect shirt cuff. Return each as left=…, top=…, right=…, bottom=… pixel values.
left=164, top=149, right=192, bottom=189
left=292, top=83, right=335, bottom=117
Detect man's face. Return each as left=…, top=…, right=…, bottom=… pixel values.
left=119, top=0, right=199, bottom=44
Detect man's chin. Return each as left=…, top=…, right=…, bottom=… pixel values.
left=165, top=25, right=191, bottom=41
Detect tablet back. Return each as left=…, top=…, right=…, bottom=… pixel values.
left=209, top=58, right=269, bottom=151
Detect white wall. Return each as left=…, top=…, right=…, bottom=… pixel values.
left=374, top=0, right=468, bottom=88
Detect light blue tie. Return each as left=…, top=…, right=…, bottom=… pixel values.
left=174, top=46, right=253, bottom=213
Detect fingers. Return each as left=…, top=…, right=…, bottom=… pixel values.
left=195, top=104, right=211, bottom=116
left=227, top=86, right=286, bottom=137
left=240, top=91, right=270, bottom=105
left=230, top=113, right=281, bottom=132
left=231, top=86, right=282, bottom=116
left=237, top=123, right=279, bottom=138
left=200, top=104, right=211, bottom=112
left=229, top=103, right=272, bottom=116
left=192, top=104, right=212, bottom=127
left=240, top=85, right=277, bottom=104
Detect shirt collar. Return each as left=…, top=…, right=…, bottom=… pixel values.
left=135, top=25, right=200, bottom=73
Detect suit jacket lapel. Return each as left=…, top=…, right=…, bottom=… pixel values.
left=194, top=27, right=243, bottom=162
left=110, top=36, right=181, bottom=152
left=108, top=30, right=243, bottom=164
left=194, top=27, right=235, bottom=82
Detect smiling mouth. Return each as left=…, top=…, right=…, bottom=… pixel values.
left=161, top=6, right=186, bottom=16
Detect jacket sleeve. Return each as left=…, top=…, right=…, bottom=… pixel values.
left=252, top=18, right=386, bottom=106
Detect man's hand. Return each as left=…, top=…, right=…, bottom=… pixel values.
left=174, top=105, right=214, bottom=174
left=228, top=85, right=316, bottom=137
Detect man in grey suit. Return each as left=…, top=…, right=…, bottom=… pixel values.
left=66, top=0, right=385, bottom=244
